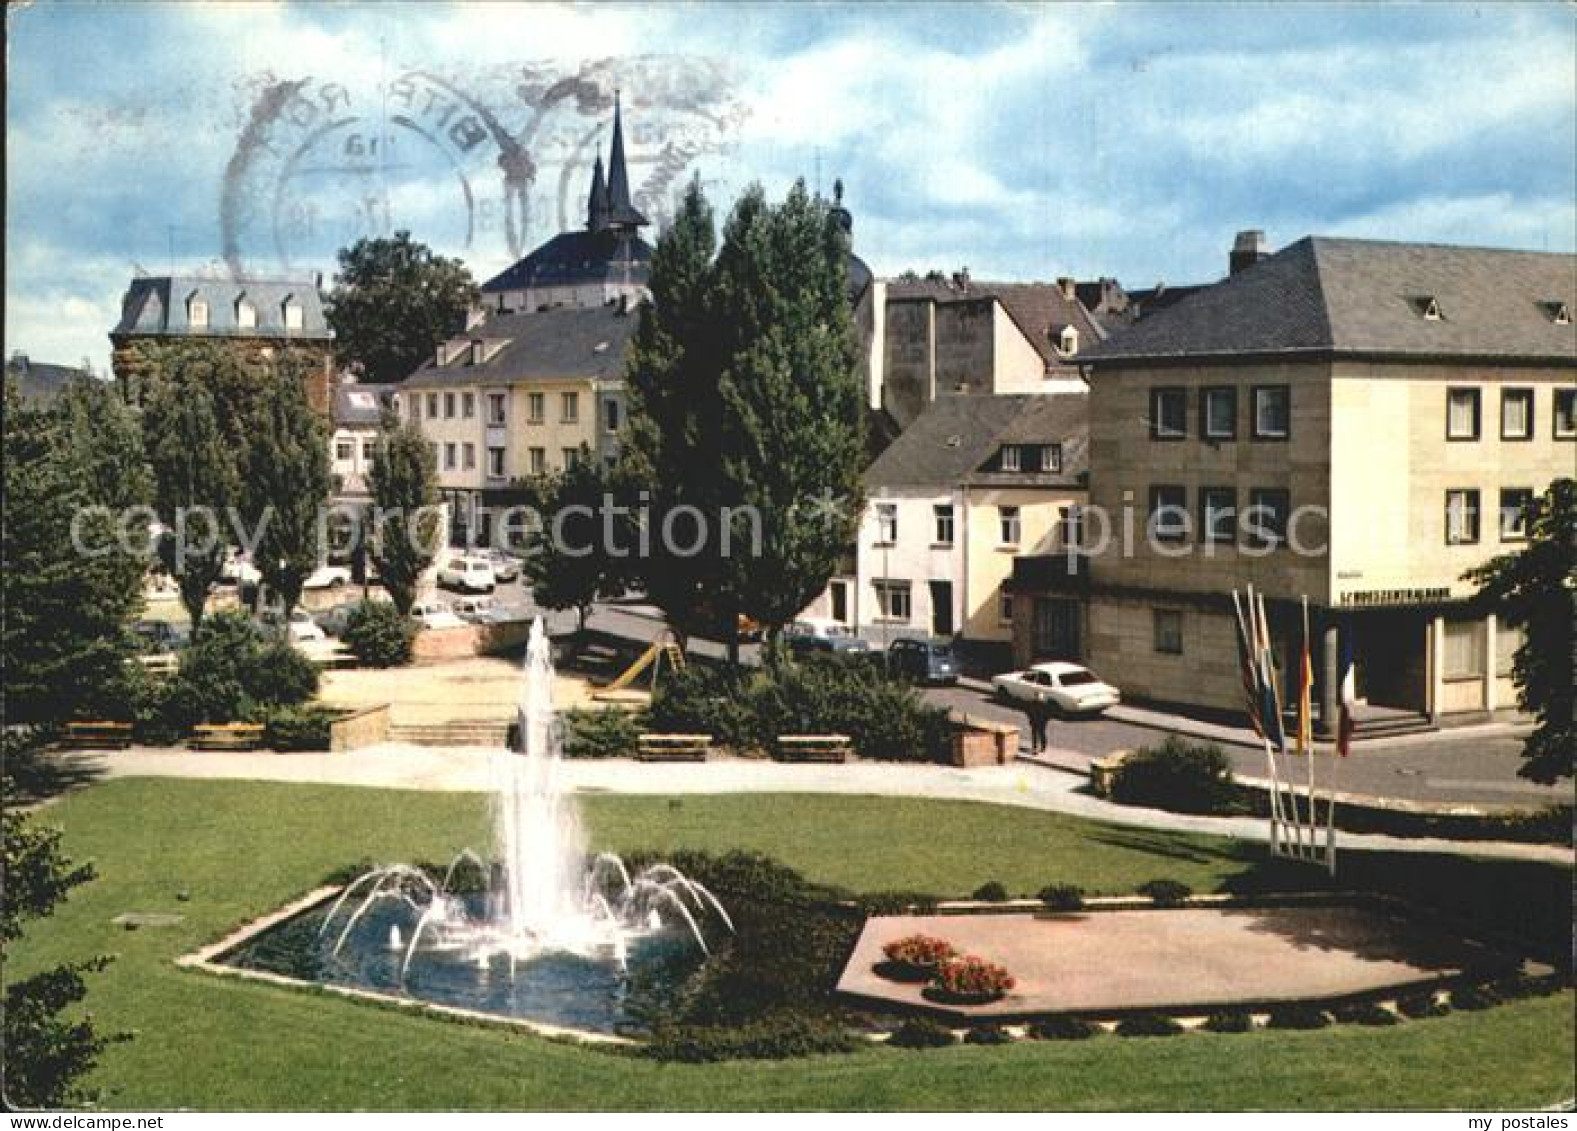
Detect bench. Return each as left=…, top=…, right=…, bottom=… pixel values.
left=636, top=733, right=712, bottom=762
left=65, top=721, right=133, bottom=749
left=1089, top=750, right=1131, bottom=797
left=189, top=723, right=265, bottom=752
left=774, top=734, right=852, bottom=764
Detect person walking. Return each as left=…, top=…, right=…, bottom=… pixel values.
left=1023, top=694, right=1053, bottom=755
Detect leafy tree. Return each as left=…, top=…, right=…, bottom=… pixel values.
left=341, top=600, right=414, bottom=667
left=242, top=363, right=332, bottom=620
left=144, top=378, right=238, bottom=631
left=367, top=407, right=440, bottom=615
left=1, top=379, right=147, bottom=724
left=623, top=179, right=865, bottom=661
left=2, top=730, right=124, bottom=1108
left=520, top=448, right=630, bottom=632
left=326, top=231, right=480, bottom=383
left=1464, top=477, right=1575, bottom=782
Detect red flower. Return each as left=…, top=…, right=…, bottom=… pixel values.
left=882, top=934, right=958, bottom=968
left=933, top=954, right=1015, bottom=997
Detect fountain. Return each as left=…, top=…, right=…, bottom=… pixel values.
left=312, top=618, right=731, bottom=1010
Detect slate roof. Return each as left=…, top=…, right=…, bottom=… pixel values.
left=480, top=230, right=653, bottom=295
left=1084, top=238, right=1577, bottom=366
left=4, top=354, right=93, bottom=407
left=884, top=279, right=1107, bottom=367
left=400, top=305, right=637, bottom=389
left=865, top=393, right=1088, bottom=490
left=111, top=276, right=332, bottom=339
left=332, top=383, right=388, bottom=427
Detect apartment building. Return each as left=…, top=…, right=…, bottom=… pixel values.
left=1014, top=233, right=1575, bottom=734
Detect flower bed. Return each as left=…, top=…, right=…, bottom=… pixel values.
left=923, top=955, right=1016, bottom=1005
left=877, top=934, right=958, bottom=982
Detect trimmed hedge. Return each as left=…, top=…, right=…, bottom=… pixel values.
left=1115, top=1014, right=1183, bottom=1038
left=259, top=704, right=340, bottom=752
left=1202, top=1010, right=1254, bottom=1033
left=971, top=880, right=1010, bottom=902
left=1108, top=736, right=1236, bottom=814
left=963, top=1025, right=1014, bottom=1046
left=1396, top=992, right=1450, bottom=1019
left=1449, top=985, right=1501, bottom=1012
left=1332, top=1002, right=1399, bottom=1026
left=1026, top=1016, right=1097, bottom=1041
left=1266, top=1004, right=1332, bottom=1030
left=562, top=707, right=645, bottom=759
left=1137, top=879, right=1193, bottom=907
left=1037, top=884, right=1086, bottom=911
left=887, top=1018, right=957, bottom=1049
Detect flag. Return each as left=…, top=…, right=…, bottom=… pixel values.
left=1232, top=592, right=1264, bottom=738
left=1297, top=602, right=1313, bottom=757
left=1257, top=644, right=1286, bottom=748
left=1336, top=619, right=1356, bottom=757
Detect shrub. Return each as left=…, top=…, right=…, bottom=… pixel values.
left=1202, top=1010, right=1254, bottom=1033
left=857, top=891, right=942, bottom=915
left=971, top=880, right=1010, bottom=902
left=250, top=640, right=321, bottom=706
left=1396, top=992, right=1450, bottom=1019
left=1332, top=1002, right=1399, bottom=1026
left=170, top=610, right=263, bottom=724
left=1449, top=985, right=1500, bottom=1012
left=963, top=1024, right=1013, bottom=1046
left=649, top=665, right=756, bottom=749
left=342, top=600, right=414, bottom=667
left=1137, top=879, right=1193, bottom=907
left=1490, top=972, right=1563, bottom=1000
left=887, top=1018, right=956, bottom=1049
left=1026, top=1016, right=1096, bottom=1041
left=881, top=935, right=957, bottom=970
left=1266, top=1004, right=1331, bottom=1030
left=1108, top=736, right=1236, bottom=814
left=261, top=704, right=339, bottom=752
left=1037, top=884, right=1085, bottom=911
left=646, top=1011, right=857, bottom=1063
left=562, top=707, right=643, bottom=759
left=1115, top=1013, right=1183, bottom=1037
left=931, top=955, right=1015, bottom=1000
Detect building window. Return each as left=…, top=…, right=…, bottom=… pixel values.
left=463, top=442, right=476, bottom=470
left=560, top=392, right=579, bottom=424
left=427, top=393, right=440, bottom=419
left=562, top=447, right=578, bottom=468
left=1501, top=388, right=1534, bottom=440
left=462, top=392, right=475, bottom=419
left=235, top=297, right=256, bottom=329
left=1553, top=388, right=1576, bottom=439
left=1000, top=445, right=1021, bottom=472
left=1148, top=485, right=1188, bottom=542
left=1150, top=387, right=1187, bottom=439
left=1153, top=609, right=1184, bottom=655
left=1445, top=488, right=1481, bottom=545
left=444, top=442, right=457, bottom=470
left=1499, top=488, right=1534, bottom=541
left=999, top=592, right=1015, bottom=625
left=1061, top=505, right=1083, bottom=548
left=1202, top=386, right=1237, bottom=440
left=933, top=504, right=954, bottom=546
left=1495, top=623, right=1524, bottom=678
left=1442, top=620, right=1484, bottom=680
left=1252, top=385, right=1290, bottom=439
left=361, top=439, right=375, bottom=462
left=487, top=392, right=506, bottom=425
left=1040, top=444, right=1062, bottom=472
left=1200, top=486, right=1236, bottom=543
left=527, top=392, right=545, bottom=424
left=874, top=580, right=911, bottom=622
left=283, top=301, right=303, bottom=331
left=486, top=447, right=506, bottom=478
left=1446, top=387, right=1481, bottom=440
left=875, top=502, right=898, bottom=545
left=999, top=505, right=1021, bottom=546
left=335, top=440, right=353, bottom=461
left=187, top=296, right=208, bottom=329
left=444, top=392, right=456, bottom=419
left=1058, top=326, right=1079, bottom=356
left=604, top=398, right=620, bottom=433
left=1246, top=488, right=1290, bottom=547
left=529, top=447, right=546, bottom=475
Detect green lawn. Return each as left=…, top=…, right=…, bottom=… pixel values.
left=8, top=778, right=1573, bottom=1111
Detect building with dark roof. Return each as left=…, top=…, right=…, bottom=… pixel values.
left=481, top=94, right=653, bottom=315
left=802, top=392, right=1087, bottom=654
left=5, top=353, right=95, bottom=408
left=1018, top=231, right=1576, bottom=737
left=329, top=382, right=391, bottom=504
left=109, top=274, right=334, bottom=414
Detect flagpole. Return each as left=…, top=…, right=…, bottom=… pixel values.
left=1302, top=596, right=1317, bottom=860
left=1235, top=588, right=1284, bottom=857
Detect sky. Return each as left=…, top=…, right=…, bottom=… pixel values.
left=7, top=1, right=1575, bottom=374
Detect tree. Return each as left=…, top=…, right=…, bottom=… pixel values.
left=623, top=179, right=865, bottom=661
left=2, top=730, right=124, bottom=1109
left=326, top=231, right=480, bottom=384
left=521, top=449, right=630, bottom=632
left=144, top=378, right=238, bottom=631
left=367, top=407, right=440, bottom=615
left=1, top=379, right=148, bottom=724
left=1464, top=477, right=1575, bottom=783
left=242, top=362, right=332, bottom=621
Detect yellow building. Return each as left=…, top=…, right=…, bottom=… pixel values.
left=395, top=305, right=635, bottom=546
left=1013, top=234, right=1575, bottom=735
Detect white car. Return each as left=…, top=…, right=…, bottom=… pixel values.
left=454, top=595, right=506, bottom=624
left=303, top=563, right=352, bottom=590
left=482, top=549, right=522, bottom=583
left=992, top=661, right=1121, bottom=715
left=285, top=609, right=326, bottom=643
left=437, top=555, right=497, bottom=593
left=221, top=555, right=261, bottom=586
left=410, top=600, right=467, bottom=630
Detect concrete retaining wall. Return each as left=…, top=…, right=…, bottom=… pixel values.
left=329, top=704, right=389, bottom=752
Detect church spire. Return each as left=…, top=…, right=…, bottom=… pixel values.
left=586, top=153, right=609, bottom=232
left=603, top=90, right=648, bottom=229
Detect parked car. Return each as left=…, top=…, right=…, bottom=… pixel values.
left=991, top=661, right=1121, bottom=716
left=886, top=637, right=960, bottom=685
left=220, top=554, right=260, bottom=586
left=437, top=555, right=497, bottom=593
left=782, top=617, right=871, bottom=655
left=313, top=601, right=362, bottom=637
left=287, top=611, right=327, bottom=644
left=410, top=600, right=467, bottom=630
left=303, top=563, right=352, bottom=590
left=454, top=595, right=507, bottom=624
left=132, top=619, right=188, bottom=653
left=482, top=548, right=522, bottom=583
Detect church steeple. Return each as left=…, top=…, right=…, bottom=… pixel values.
left=603, top=91, right=648, bottom=229
left=586, top=153, right=609, bottom=232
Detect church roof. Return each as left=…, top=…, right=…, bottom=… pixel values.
left=602, top=93, right=648, bottom=229
left=480, top=230, right=653, bottom=295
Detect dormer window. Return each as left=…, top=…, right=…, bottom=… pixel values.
left=1411, top=295, right=1442, bottom=321
left=186, top=293, right=208, bottom=329
left=235, top=294, right=256, bottom=329
left=1000, top=445, right=1021, bottom=472
left=1540, top=300, right=1571, bottom=325
left=1058, top=326, right=1079, bottom=356
left=281, top=297, right=303, bottom=331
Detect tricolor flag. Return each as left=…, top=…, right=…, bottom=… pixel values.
left=1297, top=601, right=1313, bottom=757
left=1336, top=619, right=1356, bottom=758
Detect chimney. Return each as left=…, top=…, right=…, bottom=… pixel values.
left=1230, top=230, right=1268, bottom=276
left=1057, top=277, right=1076, bottom=301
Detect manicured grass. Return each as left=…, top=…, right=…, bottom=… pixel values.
left=8, top=778, right=1573, bottom=1111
